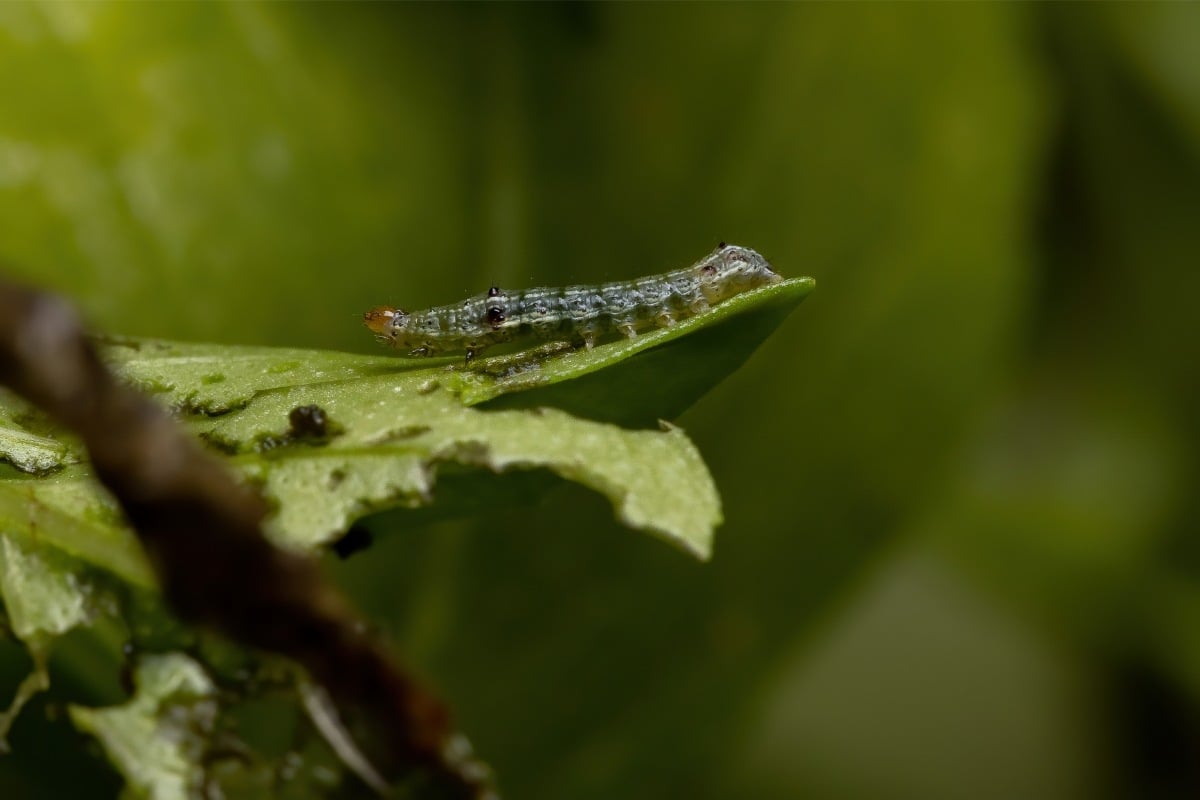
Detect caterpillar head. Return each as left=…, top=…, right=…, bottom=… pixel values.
left=363, top=306, right=409, bottom=345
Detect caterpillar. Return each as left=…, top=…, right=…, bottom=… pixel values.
left=364, top=242, right=782, bottom=362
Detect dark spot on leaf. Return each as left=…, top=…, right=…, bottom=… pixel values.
left=201, top=373, right=226, bottom=385
left=288, top=404, right=328, bottom=438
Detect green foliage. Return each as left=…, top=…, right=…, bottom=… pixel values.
left=67, top=654, right=217, bottom=800
left=0, top=275, right=809, bottom=795
left=1, top=2, right=1198, bottom=799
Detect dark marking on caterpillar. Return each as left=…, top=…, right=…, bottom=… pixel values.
left=364, top=243, right=782, bottom=361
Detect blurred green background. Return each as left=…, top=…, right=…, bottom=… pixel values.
left=2, top=2, right=1199, bottom=798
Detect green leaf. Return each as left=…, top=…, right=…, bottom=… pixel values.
left=0, top=272, right=806, bottom=780
left=68, top=653, right=217, bottom=800
left=0, top=533, right=97, bottom=748
left=0, top=391, right=77, bottom=475
left=0, top=271, right=806, bottom=595
left=96, top=337, right=410, bottom=415
left=0, top=534, right=95, bottom=646
left=0, top=474, right=154, bottom=589
left=93, top=276, right=808, bottom=558
left=240, top=412, right=720, bottom=558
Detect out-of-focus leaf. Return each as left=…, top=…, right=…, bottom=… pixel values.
left=0, top=533, right=97, bottom=747
left=0, top=391, right=76, bottom=475
left=0, top=535, right=94, bottom=646
left=0, top=474, right=153, bottom=588
left=68, top=653, right=216, bottom=800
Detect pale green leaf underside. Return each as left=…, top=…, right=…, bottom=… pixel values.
left=0, top=533, right=94, bottom=644
left=68, top=653, right=217, bottom=800
left=0, top=532, right=98, bottom=747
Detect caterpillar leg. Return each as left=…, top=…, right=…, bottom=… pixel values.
left=464, top=341, right=492, bottom=364
left=575, top=321, right=602, bottom=350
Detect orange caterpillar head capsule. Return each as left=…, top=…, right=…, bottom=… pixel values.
left=363, top=306, right=408, bottom=342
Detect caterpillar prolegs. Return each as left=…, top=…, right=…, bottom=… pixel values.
left=364, top=243, right=782, bottom=362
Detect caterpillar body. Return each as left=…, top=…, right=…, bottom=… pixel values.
left=364, top=243, right=781, bottom=362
